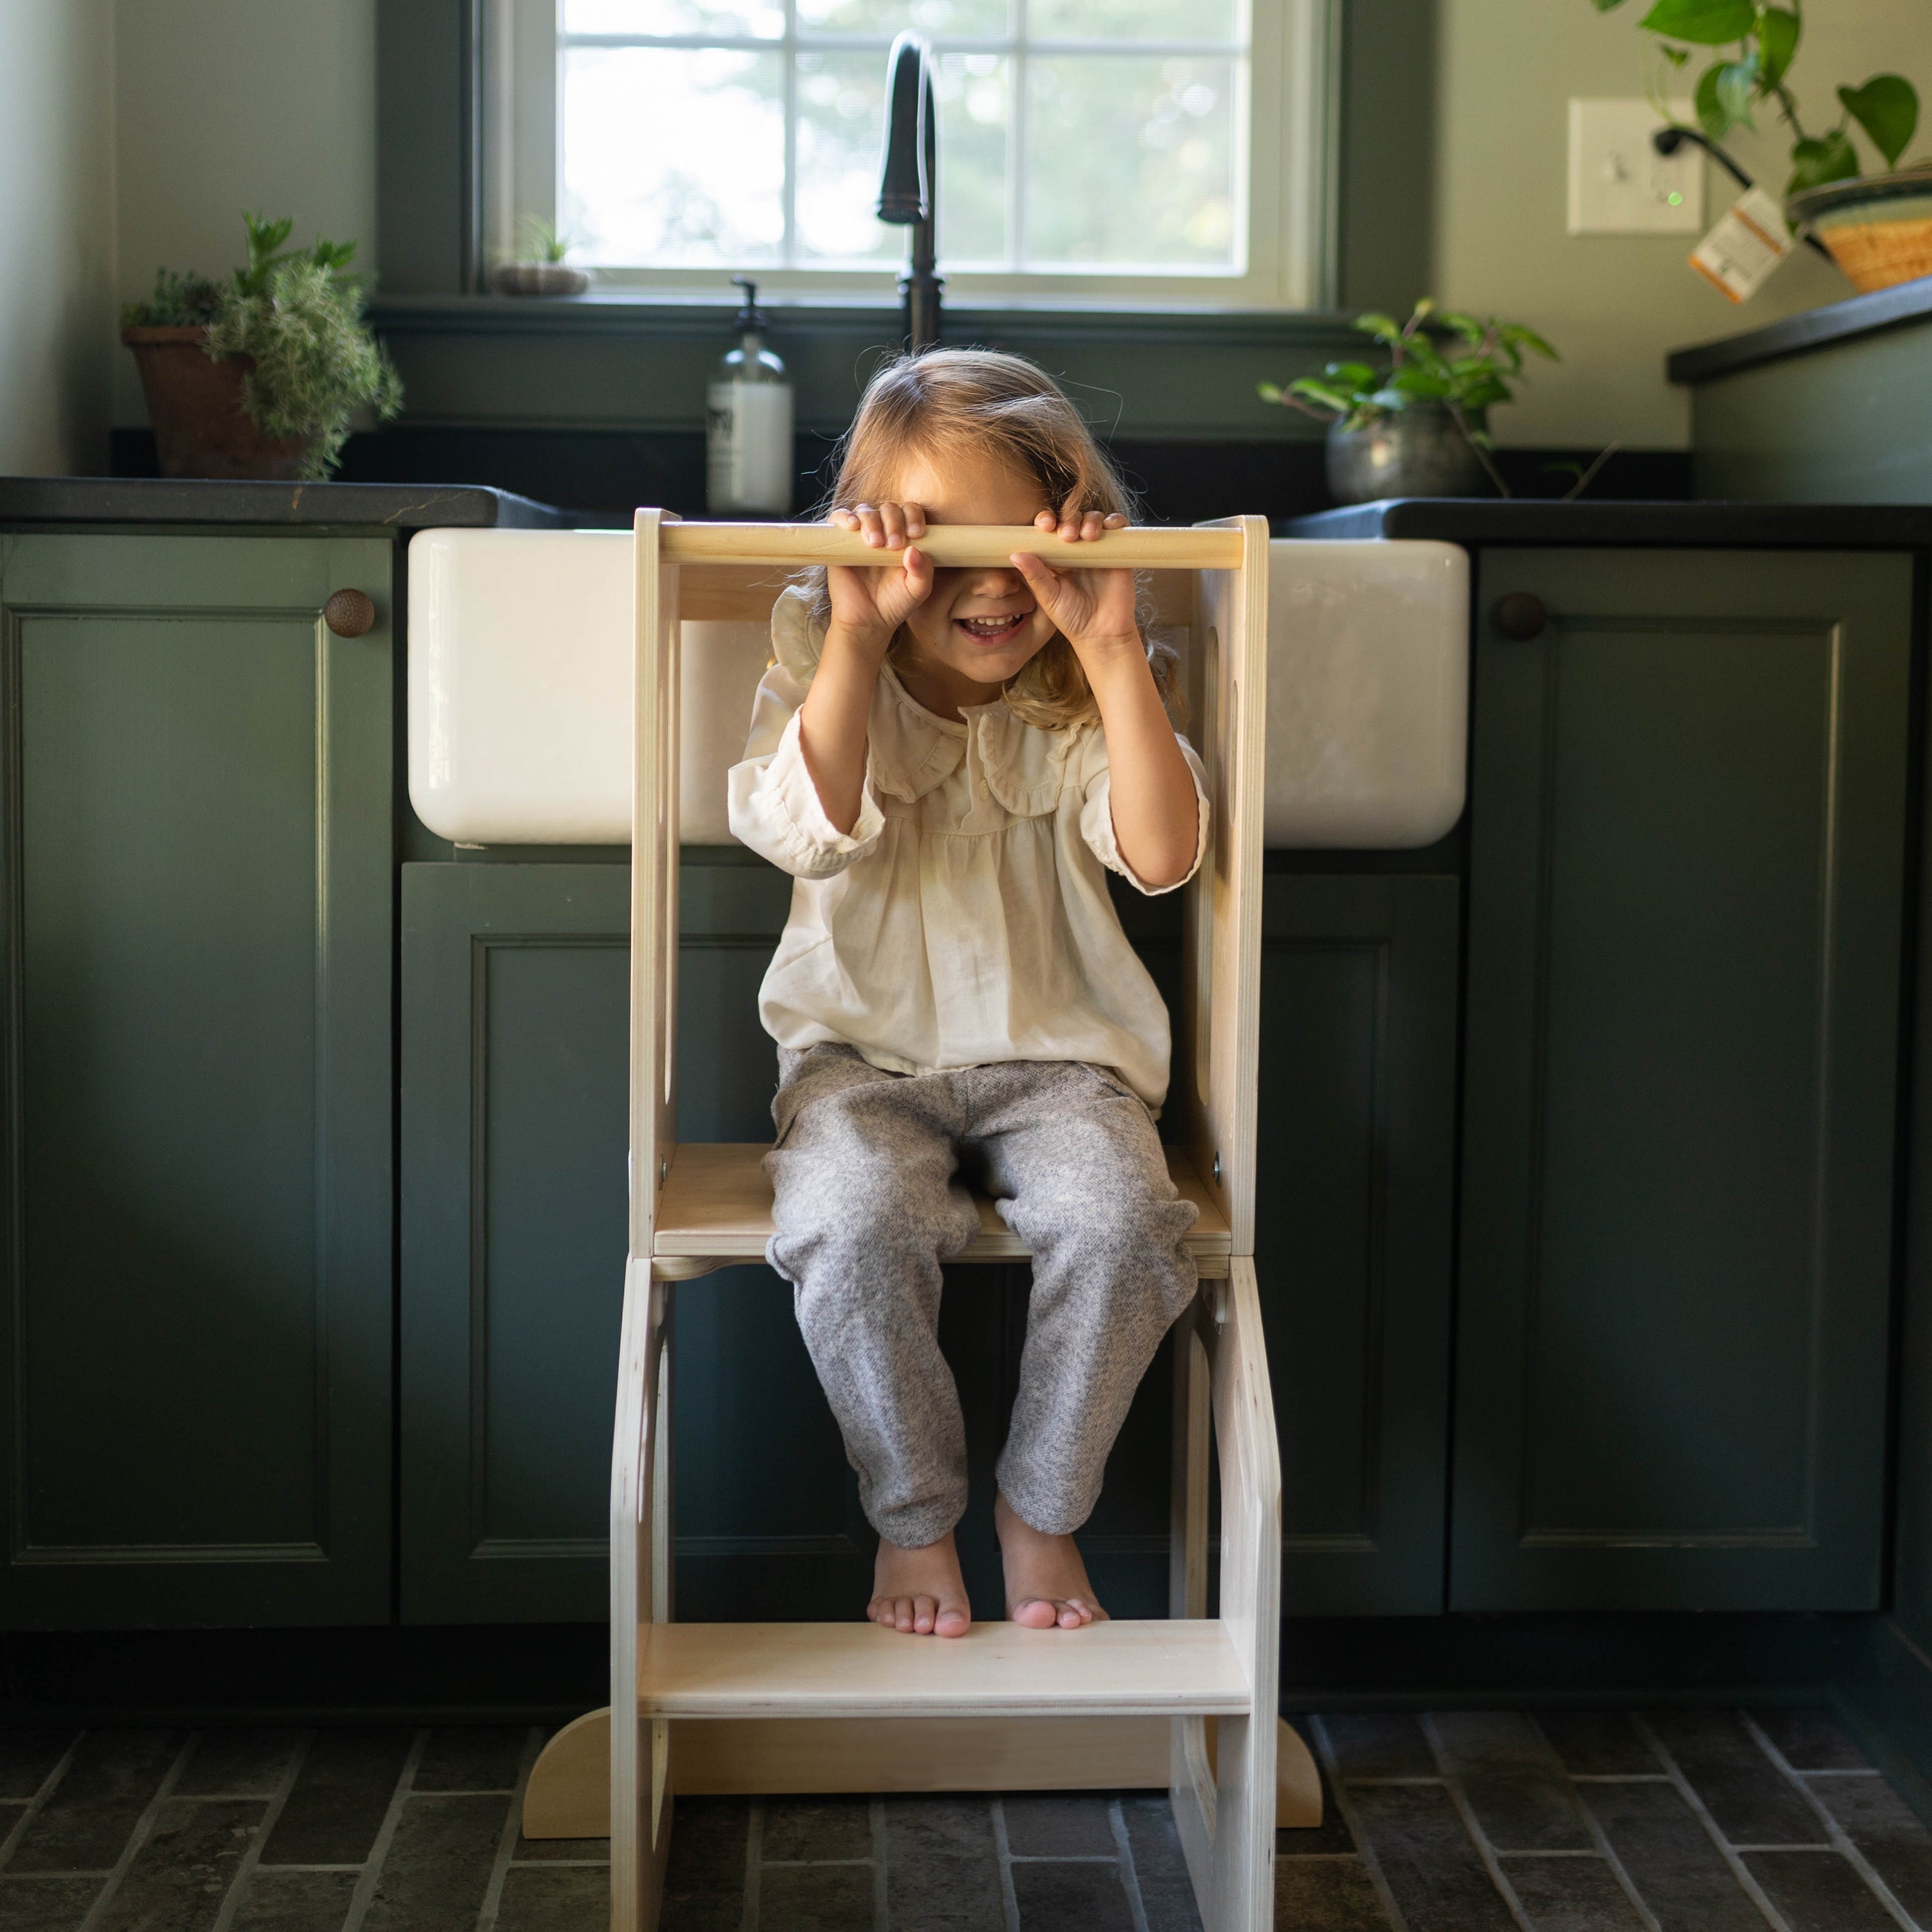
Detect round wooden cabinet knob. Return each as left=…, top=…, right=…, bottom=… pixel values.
left=323, top=589, right=377, bottom=638
left=1494, top=592, right=1548, bottom=641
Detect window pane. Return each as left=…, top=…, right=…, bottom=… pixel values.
left=795, top=52, right=895, bottom=262
left=562, top=0, right=784, bottom=36
left=1023, top=57, right=1235, bottom=268
left=935, top=52, right=1008, bottom=263
left=1027, top=0, right=1236, bottom=41
left=795, top=0, right=1009, bottom=37
left=562, top=47, right=784, bottom=264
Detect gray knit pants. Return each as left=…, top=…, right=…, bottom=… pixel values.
left=764, top=1044, right=1199, bottom=1549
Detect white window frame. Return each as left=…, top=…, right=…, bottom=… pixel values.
left=485, top=0, right=1338, bottom=310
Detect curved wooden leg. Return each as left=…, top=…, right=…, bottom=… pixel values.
left=1276, top=1718, right=1322, bottom=1828
left=524, top=1707, right=612, bottom=1840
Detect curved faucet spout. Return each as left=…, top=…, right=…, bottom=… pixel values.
left=878, top=31, right=942, bottom=351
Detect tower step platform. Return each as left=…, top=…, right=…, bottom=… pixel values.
left=636, top=1617, right=1250, bottom=1719
left=650, top=1141, right=1233, bottom=1278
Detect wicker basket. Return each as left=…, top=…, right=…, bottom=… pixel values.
left=1788, top=167, right=1932, bottom=294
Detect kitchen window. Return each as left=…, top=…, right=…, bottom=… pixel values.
left=488, top=0, right=1336, bottom=308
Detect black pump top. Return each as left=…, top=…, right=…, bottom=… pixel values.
left=731, top=277, right=767, bottom=332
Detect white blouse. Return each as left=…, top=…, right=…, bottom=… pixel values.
left=726, top=588, right=1210, bottom=1108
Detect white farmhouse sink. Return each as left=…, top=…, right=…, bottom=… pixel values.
left=408, top=527, right=1467, bottom=849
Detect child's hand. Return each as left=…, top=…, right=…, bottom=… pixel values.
left=826, top=501, right=933, bottom=660
left=1009, top=509, right=1140, bottom=670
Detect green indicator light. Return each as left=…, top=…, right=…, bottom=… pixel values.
left=1667, top=191, right=1683, bottom=205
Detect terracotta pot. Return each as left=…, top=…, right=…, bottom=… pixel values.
left=120, top=326, right=314, bottom=480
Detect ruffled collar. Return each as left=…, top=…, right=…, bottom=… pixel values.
left=770, top=586, right=1083, bottom=818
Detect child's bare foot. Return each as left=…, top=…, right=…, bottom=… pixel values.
left=996, top=1492, right=1106, bottom=1629
left=869, top=1529, right=972, bottom=1637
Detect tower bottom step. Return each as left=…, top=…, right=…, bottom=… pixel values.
left=638, top=1618, right=1251, bottom=1719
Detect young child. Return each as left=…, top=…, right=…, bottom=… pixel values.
left=727, top=349, right=1209, bottom=1639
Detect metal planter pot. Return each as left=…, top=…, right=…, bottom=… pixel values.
left=1325, top=408, right=1492, bottom=506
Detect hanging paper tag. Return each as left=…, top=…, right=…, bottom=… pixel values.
left=1690, top=188, right=1795, bottom=303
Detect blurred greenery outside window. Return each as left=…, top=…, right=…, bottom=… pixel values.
left=486, top=0, right=1334, bottom=308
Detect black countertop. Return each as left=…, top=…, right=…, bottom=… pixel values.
left=0, top=478, right=569, bottom=529
left=1286, top=498, right=1932, bottom=546
left=1665, top=275, right=1932, bottom=386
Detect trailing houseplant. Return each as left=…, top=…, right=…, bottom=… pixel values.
left=1260, top=303, right=1558, bottom=503
left=1587, top=0, right=1931, bottom=291
left=122, top=212, right=402, bottom=480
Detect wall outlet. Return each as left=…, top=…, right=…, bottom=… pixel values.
left=1567, top=98, right=1703, bottom=234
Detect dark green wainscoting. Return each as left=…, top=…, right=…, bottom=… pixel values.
left=0, top=534, right=395, bottom=1628
left=1454, top=547, right=1913, bottom=1613
left=399, top=858, right=1464, bottom=1625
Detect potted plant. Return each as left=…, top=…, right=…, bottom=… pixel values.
left=121, top=212, right=402, bottom=481
left=492, top=216, right=592, bottom=297
left=1260, top=303, right=1558, bottom=504
left=1589, top=0, right=1927, bottom=292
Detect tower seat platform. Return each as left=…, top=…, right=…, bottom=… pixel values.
left=651, top=1141, right=1233, bottom=1278
left=636, top=1617, right=1250, bottom=1719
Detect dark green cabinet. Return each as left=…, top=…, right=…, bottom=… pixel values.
left=1453, top=547, right=1912, bottom=1613
left=1258, top=875, right=1460, bottom=1616
left=0, top=533, right=394, bottom=1628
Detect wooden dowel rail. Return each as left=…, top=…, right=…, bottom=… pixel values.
left=660, top=522, right=1246, bottom=571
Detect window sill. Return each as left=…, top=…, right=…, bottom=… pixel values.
left=368, top=291, right=1362, bottom=345
left=364, top=295, right=1361, bottom=439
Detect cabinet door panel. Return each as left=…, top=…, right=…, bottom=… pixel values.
left=1260, top=875, right=1459, bottom=1615
left=1454, top=548, right=1910, bottom=1611
left=0, top=534, right=393, bottom=1627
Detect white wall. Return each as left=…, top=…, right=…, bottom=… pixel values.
left=0, top=1, right=116, bottom=474
left=1434, top=0, right=1932, bottom=448
left=113, top=0, right=378, bottom=425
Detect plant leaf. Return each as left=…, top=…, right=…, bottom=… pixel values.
left=1660, top=43, right=1690, bottom=66
left=1354, top=311, right=1403, bottom=342
left=1366, top=388, right=1415, bottom=412
left=1787, top=128, right=1861, bottom=192
left=1498, top=323, right=1560, bottom=359
left=1714, top=51, right=1759, bottom=131
left=1323, top=361, right=1378, bottom=386
left=1696, top=61, right=1748, bottom=139
left=1288, top=378, right=1354, bottom=413
left=1388, top=367, right=1453, bottom=398
left=1757, top=6, right=1799, bottom=88
left=1591, top=0, right=1629, bottom=10
left=1637, top=0, right=1754, bottom=46
left=1839, top=75, right=1918, bottom=167
left=1256, top=381, right=1284, bottom=403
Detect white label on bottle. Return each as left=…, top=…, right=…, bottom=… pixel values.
left=1689, top=188, right=1794, bottom=304
left=706, top=381, right=794, bottom=515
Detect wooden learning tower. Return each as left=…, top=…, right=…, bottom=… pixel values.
left=520, top=514, right=1314, bottom=1931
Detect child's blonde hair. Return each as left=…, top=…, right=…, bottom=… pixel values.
left=808, top=348, right=1177, bottom=730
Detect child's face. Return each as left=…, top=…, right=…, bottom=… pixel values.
left=890, top=444, right=1059, bottom=696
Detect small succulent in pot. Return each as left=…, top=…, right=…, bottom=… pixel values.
left=1260, top=301, right=1558, bottom=504
left=121, top=211, right=402, bottom=481
left=493, top=216, right=592, bottom=297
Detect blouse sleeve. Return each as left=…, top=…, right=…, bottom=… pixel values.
left=1076, top=728, right=1211, bottom=896
left=726, top=661, right=887, bottom=878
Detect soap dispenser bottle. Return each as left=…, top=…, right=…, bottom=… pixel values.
left=706, top=278, right=793, bottom=516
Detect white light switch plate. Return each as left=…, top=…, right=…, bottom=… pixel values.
left=1567, top=98, right=1703, bottom=233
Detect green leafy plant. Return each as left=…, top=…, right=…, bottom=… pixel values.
left=1259, top=301, right=1557, bottom=495
left=121, top=211, right=401, bottom=480
left=509, top=214, right=577, bottom=265
left=1587, top=0, right=1921, bottom=194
